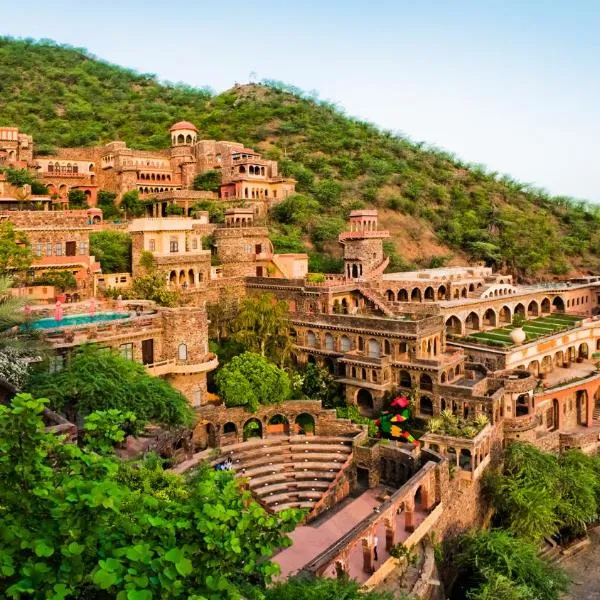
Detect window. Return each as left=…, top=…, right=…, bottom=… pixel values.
left=244, top=244, right=252, bottom=254
left=178, top=343, right=188, bottom=361
left=192, top=238, right=198, bottom=250
left=73, top=165, right=78, bottom=174
left=46, top=241, right=52, bottom=256
left=169, top=238, right=179, bottom=253
left=149, top=239, right=156, bottom=251
left=55, top=242, right=63, bottom=256
left=79, top=241, right=87, bottom=255
left=34, top=243, right=43, bottom=257
left=49, top=354, right=65, bottom=373
left=120, top=343, right=133, bottom=361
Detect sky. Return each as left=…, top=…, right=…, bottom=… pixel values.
left=2, top=0, right=599, bottom=201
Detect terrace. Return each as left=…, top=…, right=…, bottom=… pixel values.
left=462, top=314, right=582, bottom=348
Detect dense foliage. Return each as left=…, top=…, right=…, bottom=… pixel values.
left=264, top=575, right=392, bottom=599
left=0, top=222, right=32, bottom=274
left=89, top=230, right=132, bottom=273
left=32, top=270, right=77, bottom=292
left=447, top=529, right=568, bottom=600
left=229, top=294, right=291, bottom=366
left=1, top=37, right=598, bottom=276
left=28, top=345, right=194, bottom=427
left=215, top=352, right=291, bottom=412
left=484, top=442, right=600, bottom=542
left=0, top=394, right=301, bottom=599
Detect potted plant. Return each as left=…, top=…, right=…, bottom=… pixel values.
left=510, top=314, right=526, bottom=345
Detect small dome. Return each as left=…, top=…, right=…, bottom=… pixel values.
left=170, top=121, right=198, bottom=132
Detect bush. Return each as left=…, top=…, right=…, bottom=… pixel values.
left=68, top=189, right=88, bottom=208
left=89, top=230, right=132, bottom=273
left=192, top=170, right=221, bottom=192
left=215, top=352, right=291, bottom=412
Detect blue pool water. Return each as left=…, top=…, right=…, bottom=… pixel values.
left=29, top=312, right=131, bottom=330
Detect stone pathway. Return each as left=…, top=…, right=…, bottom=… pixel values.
left=562, top=529, right=600, bottom=600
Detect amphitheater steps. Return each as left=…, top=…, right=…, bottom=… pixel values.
left=216, top=435, right=355, bottom=514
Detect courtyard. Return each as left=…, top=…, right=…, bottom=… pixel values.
left=464, top=314, right=582, bottom=347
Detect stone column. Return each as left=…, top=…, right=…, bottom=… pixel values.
left=404, top=501, right=415, bottom=532
left=361, top=537, right=373, bottom=573
left=385, top=517, right=395, bottom=550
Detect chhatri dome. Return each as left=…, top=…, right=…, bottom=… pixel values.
left=170, top=121, right=198, bottom=146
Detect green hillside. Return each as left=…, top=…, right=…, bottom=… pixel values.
left=1, top=36, right=599, bottom=278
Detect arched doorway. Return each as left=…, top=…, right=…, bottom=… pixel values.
left=268, top=414, right=290, bottom=435
left=295, top=413, right=315, bottom=435
left=397, top=289, right=408, bottom=302
left=420, top=373, right=433, bottom=391
left=483, top=308, right=496, bottom=328
left=541, top=297, right=551, bottom=313
left=356, top=389, right=374, bottom=416
left=399, top=370, right=411, bottom=388
left=499, top=306, right=511, bottom=325
left=552, top=297, right=565, bottom=313
left=527, top=300, right=539, bottom=317
left=514, top=303, right=525, bottom=318
left=465, top=312, right=480, bottom=332
left=446, top=316, right=462, bottom=335
left=424, top=287, right=434, bottom=301
left=243, top=418, right=262, bottom=441
left=420, top=396, right=433, bottom=416
left=576, top=390, right=588, bottom=425
left=411, top=288, right=422, bottom=302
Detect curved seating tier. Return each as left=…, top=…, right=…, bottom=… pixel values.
left=216, top=435, right=354, bottom=513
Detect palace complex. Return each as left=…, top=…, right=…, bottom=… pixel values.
left=3, top=122, right=600, bottom=597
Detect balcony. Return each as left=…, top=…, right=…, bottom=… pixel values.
left=145, top=353, right=218, bottom=376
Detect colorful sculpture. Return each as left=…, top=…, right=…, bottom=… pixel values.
left=375, top=396, right=418, bottom=445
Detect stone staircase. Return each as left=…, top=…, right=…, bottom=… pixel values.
left=214, top=435, right=354, bottom=513
left=358, top=285, right=396, bottom=317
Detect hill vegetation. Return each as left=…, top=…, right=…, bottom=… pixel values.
left=2, top=37, right=599, bottom=277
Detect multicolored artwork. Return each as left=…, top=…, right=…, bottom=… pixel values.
left=375, top=396, right=418, bottom=445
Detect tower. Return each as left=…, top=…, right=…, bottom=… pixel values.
left=339, top=210, right=390, bottom=280
left=170, top=122, right=198, bottom=188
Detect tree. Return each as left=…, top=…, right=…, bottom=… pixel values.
left=301, top=363, right=342, bottom=408
left=97, top=189, right=120, bottom=220
left=448, top=529, right=568, bottom=600
left=483, top=442, right=600, bottom=543
left=120, top=190, right=144, bottom=218
left=230, top=294, right=291, bottom=366
left=165, top=202, right=184, bottom=215
left=0, top=167, right=34, bottom=187
left=265, top=576, right=393, bottom=599
left=33, top=270, right=77, bottom=292
left=28, top=344, right=194, bottom=427
left=130, top=272, right=179, bottom=307
left=89, top=230, right=132, bottom=273
left=192, top=170, right=221, bottom=192
left=215, top=352, right=291, bottom=412
left=0, top=394, right=302, bottom=598
left=0, top=222, right=32, bottom=274
left=67, top=189, right=88, bottom=208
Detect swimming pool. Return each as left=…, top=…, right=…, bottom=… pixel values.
left=28, top=312, right=131, bottom=330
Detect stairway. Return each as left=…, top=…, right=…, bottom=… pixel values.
left=214, top=436, right=354, bottom=513
left=358, top=285, right=395, bottom=317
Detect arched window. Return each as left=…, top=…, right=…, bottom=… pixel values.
left=178, top=343, right=188, bottom=361
left=340, top=335, right=351, bottom=352
left=307, top=331, right=317, bottom=347
left=324, top=333, right=334, bottom=351
left=48, top=163, right=54, bottom=173
left=368, top=339, right=380, bottom=358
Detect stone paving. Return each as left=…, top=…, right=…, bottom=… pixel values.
left=562, top=528, right=600, bottom=600
left=274, top=487, right=427, bottom=583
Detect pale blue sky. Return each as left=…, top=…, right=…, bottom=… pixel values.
left=2, top=0, right=599, bottom=201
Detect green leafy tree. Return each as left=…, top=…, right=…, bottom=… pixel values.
left=82, top=409, right=142, bottom=454
left=165, top=202, right=184, bottom=215
left=215, top=351, right=291, bottom=412
left=33, top=270, right=77, bottom=292
left=301, top=363, right=343, bottom=408
left=230, top=293, right=291, bottom=365
left=0, top=393, right=302, bottom=598
left=265, top=576, right=393, bottom=599
left=97, top=189, right=121, bottom=220
left=67, top=189, right=88, bottom=208
left=89, top=230, right=132, bottom=273
left=483, top=442, right=600, bottom=542
left=0, top=167, right=35, bottom=187
left=0, top=222, right=32, bottom=274
left=28, top=345, right=193, bottom=427
left=192, top=169, right=222, bottom=192
left=120, top=190, right=144, bottom=218
left=130, top=272, right=179, bottom=306
left=449, top=529, right=568, bottom=600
